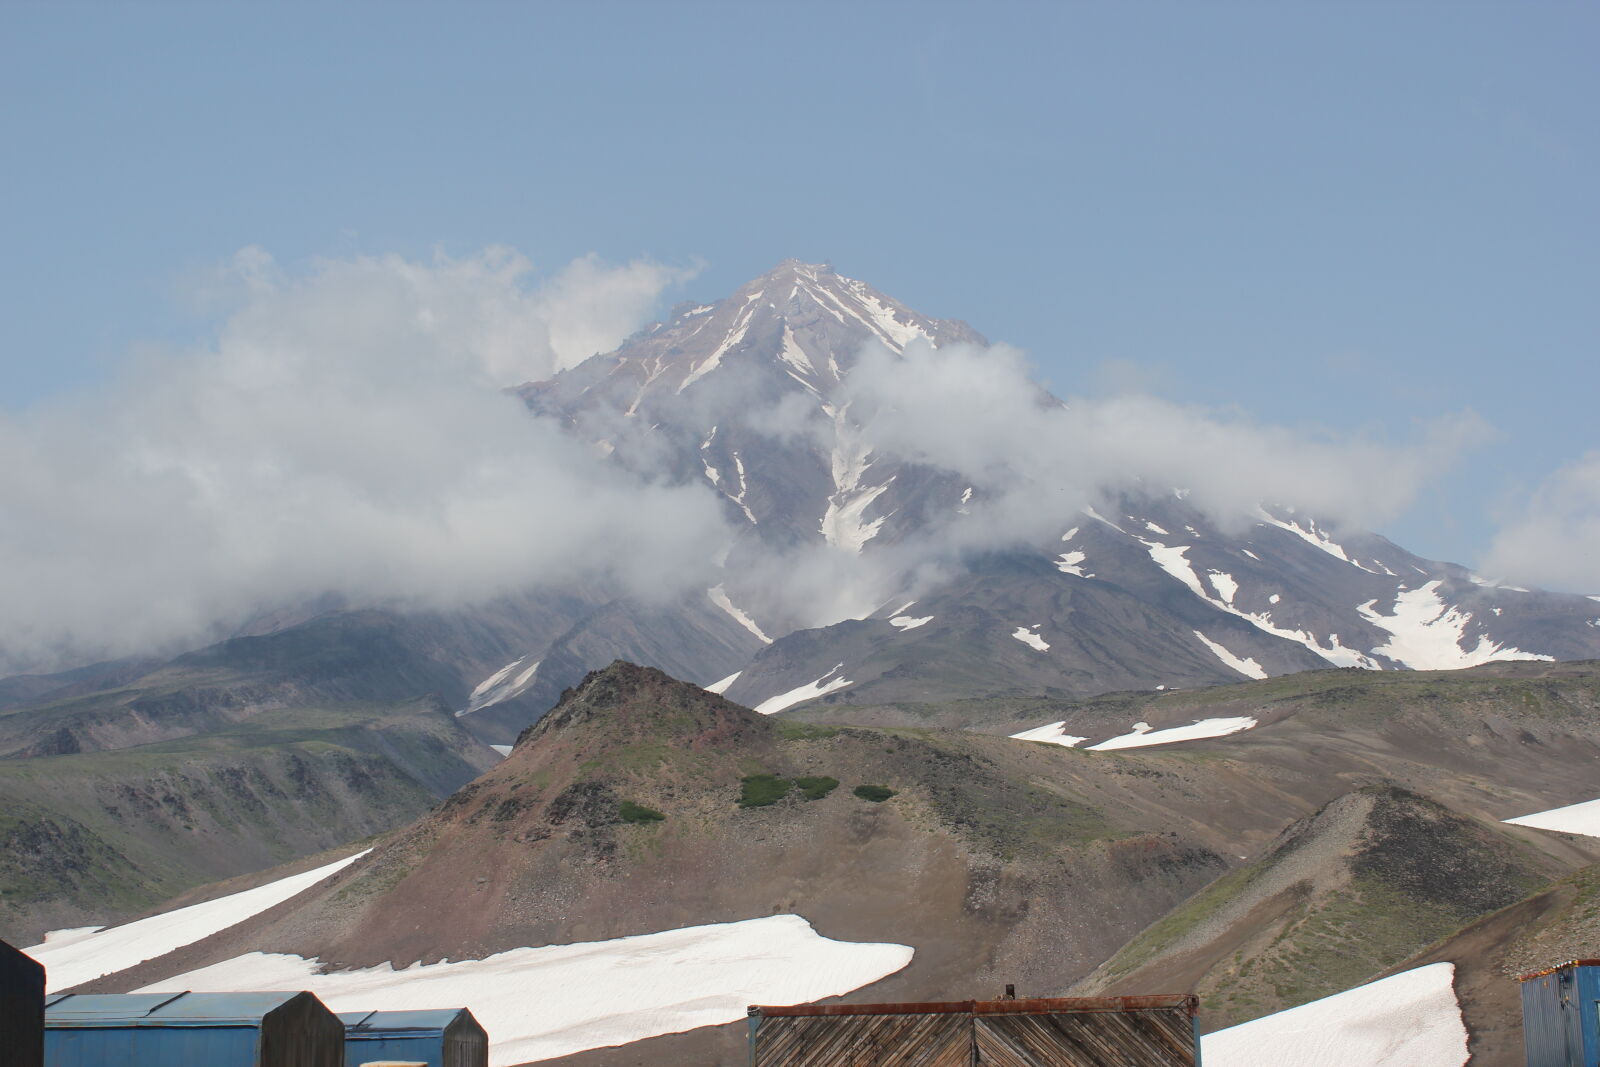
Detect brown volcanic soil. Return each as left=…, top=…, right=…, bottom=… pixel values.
left=1378, top=860, right=1600, bottom=1067
left=101, top=660, right=1600, bottom=1063
left=1075, top=785, right=1573, bottom=1029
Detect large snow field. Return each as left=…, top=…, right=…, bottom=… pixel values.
left=1201, top=962, right=1468, bottom=1067
left=138, top=914, right=913, bottom=1066
left=1504, top=796, right=1600, bottom=838
left=1088, top=717, right=1257, bottom=750
left=28, top=850, right=369, bottom=993
left=1358, top=581, right=1551, bottom=671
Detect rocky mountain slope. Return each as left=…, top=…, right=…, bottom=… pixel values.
left=0, top=695, right=499, bottom=944
left=64, top=660, right=1600, bottom=1064
left=513, top=259, right=1600, bottom=717
left=5, top=259, right=1598, bottom=757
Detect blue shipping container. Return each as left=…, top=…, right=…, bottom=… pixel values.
left=1522, top=959, right=1600, bottom=1067
left=338, top=1008, right=488, bottom=1067
left=45, top=990, right=343, bottom=1067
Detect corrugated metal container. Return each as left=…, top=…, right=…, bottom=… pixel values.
left=2, top=938, right=46, bottom=1067
left=337, top=1008, right=488, bottom=1067
left=44, top=990, right=343, bottom=1067
left=1521, top=959, right=1600, bottom=1067
left=748, top=994, right=1201, bottom=1066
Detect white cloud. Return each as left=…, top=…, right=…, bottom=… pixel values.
left=838, top=339, right=1490, bottom=548
left=1482, top=450, right=1600, bottom=594
left=0, top=248, right=729, bottom=673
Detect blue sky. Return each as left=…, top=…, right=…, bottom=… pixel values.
left=3, top=1, right=1596, bottom=575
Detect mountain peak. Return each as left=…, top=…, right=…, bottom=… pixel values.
left=513, top=660, right=765, bottom=752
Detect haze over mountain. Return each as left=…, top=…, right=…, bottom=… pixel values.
left=4, top=259, right=1597, bottom=749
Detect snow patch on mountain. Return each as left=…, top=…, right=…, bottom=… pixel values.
left=707, top=585, right=771, bottom=644
left=820, top=405, right=889, bottom=553
left=490, top=744, right=513, bottom=758
left=1089, top=717, right=1257, bottom=750
left=678, top=290, right=760, bottom=393
left=754, top=664, right=853, bottom=715
left=1192, top=631, right=1268, bottom=680
left=1503, top=796, right=1600, bottom=839
left=1139, top=537, right=1379, bottom=669
left=1011, top=625, right=1049, bottom=652
left=1056, top=550, right=1090, bottom=577
left=704, top=670, right=741, bottom=695
left=890, top=614, right=933, bottom=630
left=1357, top=581, right=1552, bottom=669
left=29, top=850, right=369, bottom=992
left=1009, top=721, right=1088, bottom=747
left=136, top=914, right=914, bottom=1067
left=1256, top=510, right=1389, bottom=575
left=462, top=654, right=543, bottom=715
left=1201, top=962, right=1467, bottom=1067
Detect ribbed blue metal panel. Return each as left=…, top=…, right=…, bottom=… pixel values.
left=338, top=1007, right=486, bottom=1067
left=1521, top=963, right=1600, bottom=1067
left=1577, top=965, right=1600, bottom=1067
left=47, top=1025, right=258, bottom=1066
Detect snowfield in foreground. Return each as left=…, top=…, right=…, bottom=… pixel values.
left=138, top=914, right=913, bottom=1066
left=1504, top=796, right=1600, bottom=838
left=1201, top=963, right=1467, bottom=1067
left=28, top=850, right=369, bottom=992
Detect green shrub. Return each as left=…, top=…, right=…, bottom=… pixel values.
left=853, top=784, right=896, bottom=803
left=739, top=774, right=792, bottom=807
left=618, top=800, right=666, bottom=824
left=795, top=775, right=839, bottom=800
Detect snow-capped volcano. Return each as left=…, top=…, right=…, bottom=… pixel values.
left=510, top=260, right=1600, bottom=717
left=519, top=261, right=984, bottom=564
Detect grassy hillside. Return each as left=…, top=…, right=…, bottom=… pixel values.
left=1078, top=785, right=1558, bottom=1028
left=0, top=697, right=498, bottom=943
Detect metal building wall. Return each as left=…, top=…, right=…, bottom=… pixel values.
left=752, top=1011, right=973, bottom=1067
left=749, top=996, right=1199, bottom=1067
left=1521, top=961, right=1600, bottom=1067
left=1, top=939, right=45, bottom=1067
left=974, top=1009, right=1197, bottom=1067
left=260, top=994, right=344, bottom=1067
left=338, top=1008, right=488, bottom=1067
left=47, top=1025, right=260, bottom=1066
left=44, top=990, right=342, bottom=1067
left=441, top=1011, right=490, bottom=1067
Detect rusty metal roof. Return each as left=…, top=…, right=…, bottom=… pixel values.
left=750, top=995, right=1198, bottom=1017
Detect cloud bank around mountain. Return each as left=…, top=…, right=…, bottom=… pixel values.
left=1482, top=451, right=1600, bottom=594
left=0, top=248, right=724, bottom=673
left=837, top=339, right=1490, bottom=547
left=0, top=248, right=1531, bottom=673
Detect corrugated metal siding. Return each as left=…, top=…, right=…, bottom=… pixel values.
left=442, top=1013, right=489, bottom=1067
left=47, top=1025, right=259, bottom=1066
left=336, top=1007, right=487, bottom=1067
left=1521, top=962, right=1600, bottom=1067
left=2, top=939, right=45, bottom=1067
left=974, top=1009, right=1196, bottom=1067
left=261, top=994, right=343, bottom=1067
left=750, top=997, right=1199, bottom=1067
left=752, top=1011, right=973, bottom=1067
left=44, top=990, right=343, bottom=1067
